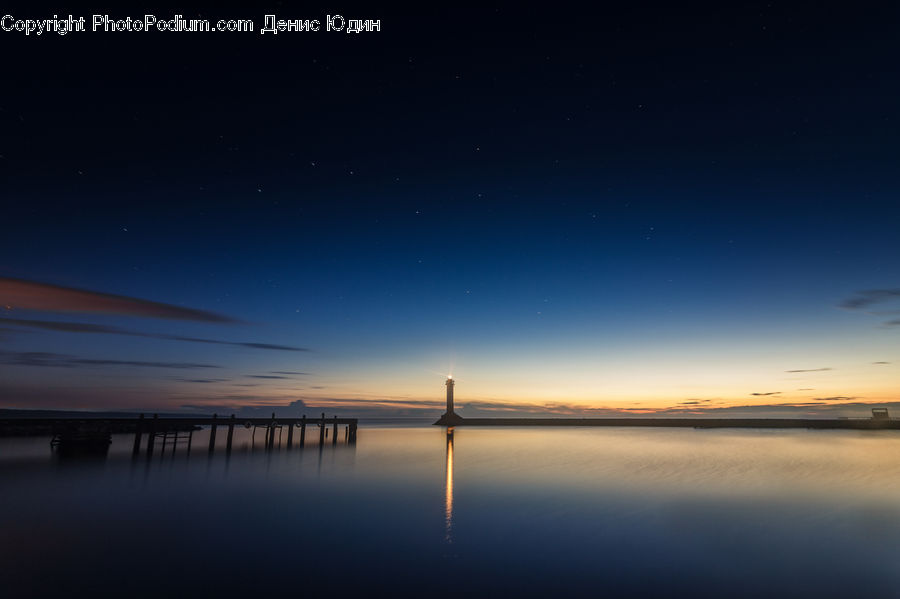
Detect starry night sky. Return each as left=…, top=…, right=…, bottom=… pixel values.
left=1, top=3, right=898, bottom=416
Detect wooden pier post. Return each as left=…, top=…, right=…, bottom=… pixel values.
left=349, top=422, right=357, bottom=444
left=132, top=413, right=144, bottom=456
left=208, top=414, right=218, bottom=454
left=332, top=416, right=338, bottom=445
left=299, top=415, right=306, bottom=447
left=319, top=413, right=326, bottom=446
left=267, top=413, right=276, bottom=451
left=287, top=418, right=294, bottom=448
left=226, top=414, right=235, bottom=454
left=146, top=414, right=158, bottom=457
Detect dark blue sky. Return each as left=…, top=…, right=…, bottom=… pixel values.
left=1, top=2, right=897, bottom=414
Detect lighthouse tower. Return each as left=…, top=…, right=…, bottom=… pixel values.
left=435, top=375, right=464, bottom=425
left=445, top=376, right=455, bottom=414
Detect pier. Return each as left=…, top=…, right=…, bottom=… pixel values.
left=0, top=413, right=358, bottom=455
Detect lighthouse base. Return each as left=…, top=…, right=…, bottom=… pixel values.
left=434, top=412, right=465, bottom=426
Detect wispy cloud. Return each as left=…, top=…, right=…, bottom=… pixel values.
left=0, top=317, right=307, bottom=351
left=785, top=367, right=832, bottom=373
left=841, top=289, right=900, bottom=327
left=0, top=350, right=219, bottom=369
left=813, top=396, right=857, bottom=401
left=840, top=289, right=900, bottom=310
left=270, top=371, right=309, bottom=375
left=72, top=358, right=218, bottom=369
left=167, top=336, right=306, bottom=351
left=751, top=391, right=781, bottom=396
left=0, top=319, right=118, bottom=333
left=0, top=277, right=235, bottom=322
left=246, top=375, right=290, bottom=379
left=873, top=361, right=891, bottom=365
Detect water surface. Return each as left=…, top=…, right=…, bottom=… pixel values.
left=2, top=426, right=900, bottom=597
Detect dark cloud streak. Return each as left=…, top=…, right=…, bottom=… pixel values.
left=0, top=350, right=219, bottom=369
left=840, top=289, right=900, bottom=310
left=0, top=318, right=308, bottom=352
left=0, top=277, right=236, bottom=322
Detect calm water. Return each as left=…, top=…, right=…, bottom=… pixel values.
left=3, top=425, right=900, bottom=597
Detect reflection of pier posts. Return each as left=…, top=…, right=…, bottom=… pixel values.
left=146, top=414, right=158, bottom=458
left=208, top=414, right=218, bottom=454
left=287, top=418, right=295, bottom=448
left=300, top=415, right=306, bottom=447
left=348, top=422, right=357, bottom=444
left=132, top=413, right=144, bottom=456
left=226, top=414, right=235, bottom=454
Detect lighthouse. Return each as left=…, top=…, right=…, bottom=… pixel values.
left=445, top=376, right=455, bottom=414
left=435, top=375, right=464, bottom=425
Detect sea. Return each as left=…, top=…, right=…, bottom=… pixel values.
left=3, top=423, right=900, bottom=597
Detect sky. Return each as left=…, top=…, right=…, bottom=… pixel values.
left=0, top=3, right=897, bottom=417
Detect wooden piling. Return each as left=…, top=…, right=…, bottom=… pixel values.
left=300, top=415, right=306, bottom=447
left=267, top=413, right=276, bottom=451
left=287, top=418, right=294, bottom=448
left=208, top=413, right=218, bottom=454
left=226, top=414, right=235, bottom=453
left=319, top=413, right=326, bottom=445
left=132, top=413, right=144, bottom=456
left=332, top=416, right=338, bottom=445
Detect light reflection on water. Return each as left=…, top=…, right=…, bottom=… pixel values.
left=3, top=426, right=900, bottom=597
left=445, top=427, right=455, bottom=544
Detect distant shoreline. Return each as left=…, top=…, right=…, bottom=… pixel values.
left=434, top=416, right=900, bottom=430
